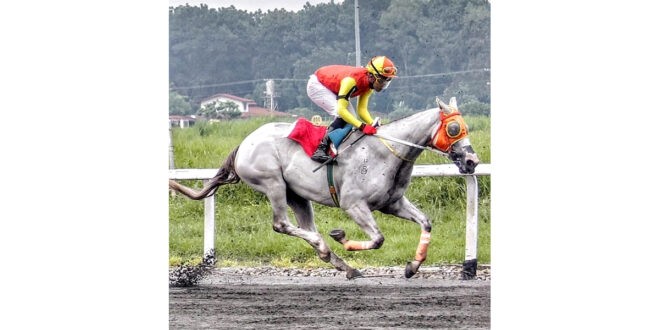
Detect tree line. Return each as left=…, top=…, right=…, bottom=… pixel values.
left=169, top=0, right=490, bottom=118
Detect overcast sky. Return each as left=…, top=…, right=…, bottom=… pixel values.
left=169, top=0, right=341, bottom=12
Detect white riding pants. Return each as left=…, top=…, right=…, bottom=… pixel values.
left=306, top=74, right=356, bottom=118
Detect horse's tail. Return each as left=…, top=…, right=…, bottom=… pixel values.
left=169, top=147, right=241, bottom=200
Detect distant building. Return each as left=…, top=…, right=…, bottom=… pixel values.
left=169, top=115, right=196, bottom=128
left=199, top=93, right=291, bottom=118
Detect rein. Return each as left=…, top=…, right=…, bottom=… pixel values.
left=377, top=136, right=414, bottom=162
left=374, top=133, right=449, bottom=159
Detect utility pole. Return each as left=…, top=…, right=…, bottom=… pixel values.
left=353, top=0, right=361, bottom=112
left=354, top=0, right=361, bottom=66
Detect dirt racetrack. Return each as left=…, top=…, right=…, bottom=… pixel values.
left=170, top=266, right=490, bottom=329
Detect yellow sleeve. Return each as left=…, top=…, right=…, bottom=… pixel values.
left=336, top=77, right=363, bottom=128
left=356, top=89, right=374, bottom=125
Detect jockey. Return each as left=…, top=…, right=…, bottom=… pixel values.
left=306, top=55, right=398, bottom=162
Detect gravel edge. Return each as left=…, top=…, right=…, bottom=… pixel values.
left=170, top=264, right=491, bottom=287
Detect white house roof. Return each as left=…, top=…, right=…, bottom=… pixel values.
left=201, top=93, right=256, bottom=104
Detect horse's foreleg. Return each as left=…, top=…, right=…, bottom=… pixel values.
left=332, top=204, right=385, bottom=251
left=379, top=197, right=432, bottom=278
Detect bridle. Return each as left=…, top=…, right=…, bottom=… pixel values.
left=430, top=109, right=469, bottom=152
left=375, top=99, right=469, bottom=161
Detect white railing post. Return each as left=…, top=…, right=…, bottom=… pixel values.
left=203, top=179, right=216, bottom=265
left=462, top=175, right=479, bottom=279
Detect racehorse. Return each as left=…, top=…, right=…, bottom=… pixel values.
left=169, top=97, right=480, bottom=279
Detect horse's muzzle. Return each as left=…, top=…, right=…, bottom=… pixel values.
left=462, top=152, right=480, bottom=174
left=451, top=150, right=479, bottom=174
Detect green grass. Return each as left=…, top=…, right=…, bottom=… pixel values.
left=169, top=115, right=490, bottom=268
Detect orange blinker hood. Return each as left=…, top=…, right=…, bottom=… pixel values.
left=431, top=111, right=469, bottom=152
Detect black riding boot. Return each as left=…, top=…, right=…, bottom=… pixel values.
left=311, top=117, right=346, bottom=163
left=311, top=130, right=333, bottom=163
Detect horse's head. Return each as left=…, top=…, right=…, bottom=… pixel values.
left=431, top=97, right=480, bottom=174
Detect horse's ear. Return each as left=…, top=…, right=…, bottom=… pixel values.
left=436, top=96, right=452, bottom=114
left=449, top=97, right=457, bottom=108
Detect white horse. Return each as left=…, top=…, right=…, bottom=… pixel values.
left=169, top=97, right=480, bottom=279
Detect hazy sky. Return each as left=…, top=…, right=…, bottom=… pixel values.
left=168, top=0, right=341, bottom=12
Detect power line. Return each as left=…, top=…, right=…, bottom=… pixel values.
left=397, top=68, right=490, bottom=79
left=170, top=79, right=265, bottom=90
left=169, top=68, right=490, bottom=91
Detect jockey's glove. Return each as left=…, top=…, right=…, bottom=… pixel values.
left=359, top=123, right=378, bottom=135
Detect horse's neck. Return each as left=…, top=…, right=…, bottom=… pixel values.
left=380, top=108, right=439, bottom=146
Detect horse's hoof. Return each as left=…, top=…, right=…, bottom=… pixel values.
left=404, top=262, right=417, bottom=278
left=346, top=268, right=363, bottom=280
left=329, top=229, right=346, bottom=242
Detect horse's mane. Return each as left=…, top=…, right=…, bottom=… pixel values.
left=382, top=107, right=437, bottom=127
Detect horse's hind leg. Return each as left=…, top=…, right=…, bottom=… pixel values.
left=379, top=197, right=432, bottom=278
left=285, top=188, right=329, bottom=261
left=268, top=192, right=324, bottom=258
left=286, top=188, right=362, bottom=279
left=236, top=149, right=360, bottom=278
left=256, top=177, right=361, bottom=277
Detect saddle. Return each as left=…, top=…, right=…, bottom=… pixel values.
left=287, top=118, right=353, bottom=158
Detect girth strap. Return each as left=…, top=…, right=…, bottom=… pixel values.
left=326, top=164, right=340, bottom=207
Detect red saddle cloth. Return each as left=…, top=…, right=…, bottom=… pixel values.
left=287, top=118, right=327, bottom=157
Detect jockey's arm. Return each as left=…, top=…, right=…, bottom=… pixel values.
left=336, top=77, right=366, bottom=128
left=356, top=89, right=375, bottom=125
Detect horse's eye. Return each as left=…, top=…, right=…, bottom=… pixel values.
left=447, top=122, right=461, bottom=138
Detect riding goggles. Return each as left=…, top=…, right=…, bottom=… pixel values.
left=375, top=74, right=393, bottom=82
